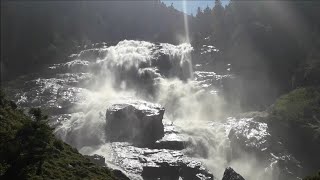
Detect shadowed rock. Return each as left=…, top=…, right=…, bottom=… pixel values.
left=153, top=120, right=188, bottom=150
left=222, top=167, right=245, bottom=180
left=84, top=154, right=130, bottom=180
left=106, top=100, right=165, bottom=145
left=142, top=160, right=214, bottom=180
left=227, top=117, right=302, bottom=179
left=110, top=142, right=214, bottom=180
left=84, top=154, right=106, bottom=167
left=154, top=133, right=187, bottom=150
left=111, top=169, right=130, bottom=180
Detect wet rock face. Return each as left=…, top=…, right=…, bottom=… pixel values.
left=106, top=101, right=165, bottom=145
left=109, top=142, right=214, bottom=180
left=111, top=169, right=130, bottom=180
left=153, top=120, right=188, bottom=150
left=154, top=133, right=187, bottom=150
left=142, top=160, right=214, bottom=180
left=227, top=117, right=271, bottom=158
left=227, top=117, right=302, bottom=180
left=8, top=40, right=302, bottom=180
left=178, top=161, right=214, bottom=180
left=84, top=154, right=130, bottom=180
left=141, top=156, right=215, bottom=180
left=84, top=154, right=106, bottom=167
left=7, top=73, right=91, bottom=116
left=222, top=167, right=245, bottom=180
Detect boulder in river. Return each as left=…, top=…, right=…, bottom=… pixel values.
left=106, top=100, right=165, bottom=145
left=222, top=167, right=245, bottom=180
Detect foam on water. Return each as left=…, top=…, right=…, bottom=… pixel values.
left=10, top=40, right=297, bottom=180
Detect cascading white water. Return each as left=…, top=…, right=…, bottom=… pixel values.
left=182, top=0, right=194, bottom=80
left=30, top=40, right=287, bottom=180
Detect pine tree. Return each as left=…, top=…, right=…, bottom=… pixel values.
left=212, top=0, right=226, bottom=49
left=196, top=7, right=203, bottom=18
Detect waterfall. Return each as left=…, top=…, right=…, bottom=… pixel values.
left=10, top=39, right=298, bottom=180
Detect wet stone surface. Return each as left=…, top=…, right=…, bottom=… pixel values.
left=153, top=121, right=188, bottom=150
left=222, top=167, right=245, bottom=180
left=106, top=100, right=165, bottom=145
left=225, top=117, right=302, bottom=180
left=108, top=142, right=214, bottom=180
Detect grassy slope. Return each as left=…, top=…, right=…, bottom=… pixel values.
left=270, top=87, right=320, bottom=141
left=0, top=92, right=117, bottom=180
left=269, top=87, right=320, bottom=179
left=304, top=172, right=320, bottom=180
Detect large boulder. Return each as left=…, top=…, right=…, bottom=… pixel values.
left=106, top=100, right=165, bottom=145
left=222, top=167, right=245, bottom=180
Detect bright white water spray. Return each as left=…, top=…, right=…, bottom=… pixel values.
left=182, top=0, right=194, bottom=79
left=183, top=0, right=190, bottom=43
left=49, top=40, right=280, bottom=180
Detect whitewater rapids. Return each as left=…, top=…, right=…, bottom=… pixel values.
left=9, top=40, right=301, bottom=180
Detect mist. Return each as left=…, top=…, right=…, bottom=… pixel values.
left=2, top=1, right=320, bottom=180
left=47, top=39, right=279, bottom=180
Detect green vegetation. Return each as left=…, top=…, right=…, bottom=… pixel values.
left=2, top=0, right=320, bottom=178
left=0, top=91, right=116, bottom=179
left=270, top=87, right=320, bottom=142
left=194, top=1, right=320, bottom=110
left=304, top=171, right=320, bottom=180
left=269, top=87, right=320, bottom=177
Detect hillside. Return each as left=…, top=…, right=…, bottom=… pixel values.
left=0, top=91, right=121, bottom=179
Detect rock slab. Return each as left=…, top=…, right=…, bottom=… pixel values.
left=84, top=154, right=106, bottom=167
left=110, top=142, right=214, bottom=180
left=106, top=100, right=165, bottom=145
left=222, top=167, right=245, bottom=180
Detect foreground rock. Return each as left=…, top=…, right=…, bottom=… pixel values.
left=222, top=167, right=245, bottom=180
left=227, top=117, right=302, bottom=180
left=84, top=154, right=106, bottom=167
left=111, top=169, right=130, bottom=180
left=84, top=154, right=130, bottom=180
left=109, top=142, right=214, bottom=180
left=153, top=120, right=188, bottom=150
left=106, top=100, right=165, bottom=145
left=154, top=133, right=187, bottom=150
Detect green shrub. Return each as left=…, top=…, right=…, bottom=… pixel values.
left=271, top=87, right=320, bottom=141
left=304, top=171, right=320, bottom=180
left=272, top=87, right=320, bottom=123
left=0, top=91, right=116, bottom=179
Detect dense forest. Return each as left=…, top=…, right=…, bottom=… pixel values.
left=197, top=1, right=320, bottom=177
left=1, top=0, right=320, bottom=179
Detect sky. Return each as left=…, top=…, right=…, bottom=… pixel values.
left=162, top=0, right=230, bottom=16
